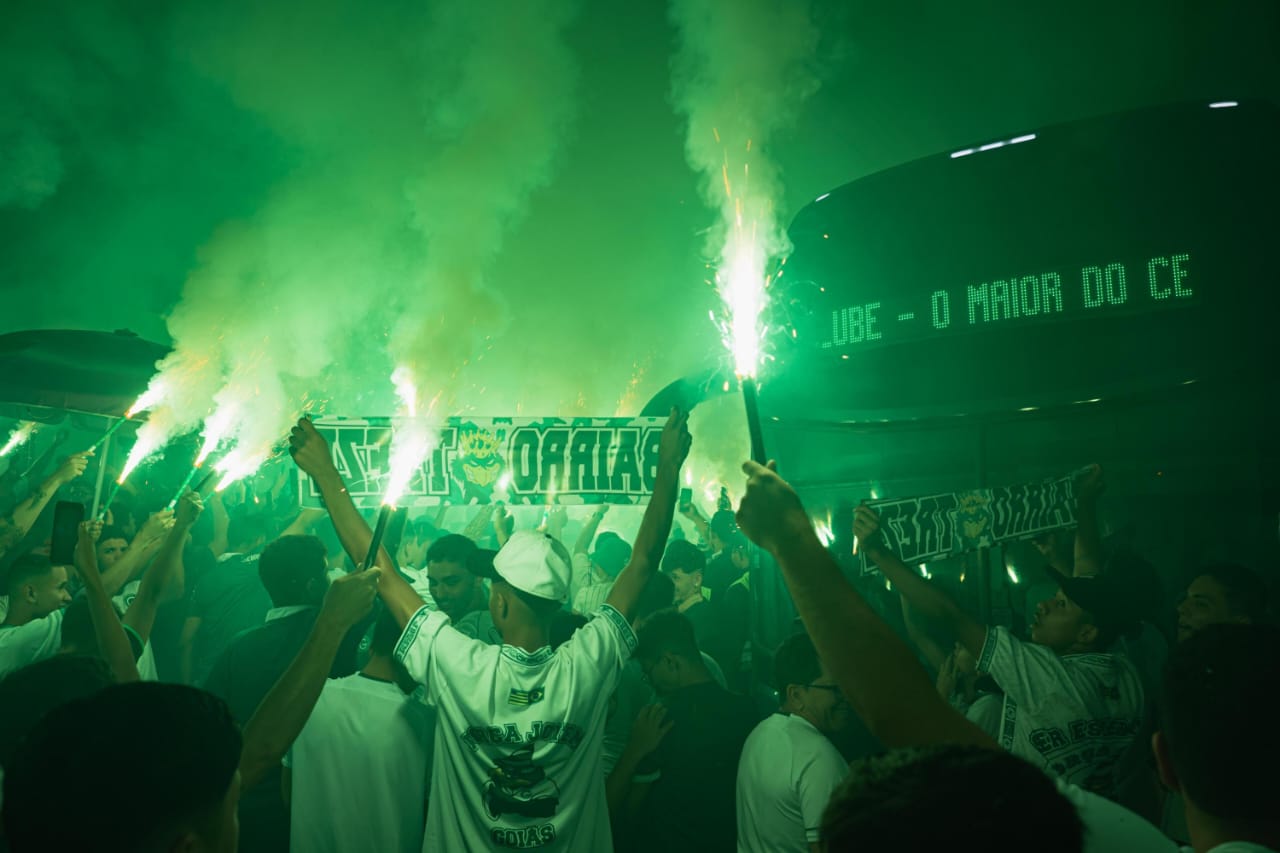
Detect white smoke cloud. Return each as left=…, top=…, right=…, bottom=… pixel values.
left=124, top=0, right=583, bottom=482
left=392, top=0, right=581, bottom=411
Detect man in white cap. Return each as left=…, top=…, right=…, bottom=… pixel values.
left=288, top=409, right=692, bottom=853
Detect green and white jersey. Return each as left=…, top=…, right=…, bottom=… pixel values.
left=395, top=603, right=636, bottom=852
left=113, top=580, right=158, bottom=681
left=977, top=626, right=1144, bottom=799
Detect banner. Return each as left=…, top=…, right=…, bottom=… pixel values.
left=300, top=417, right=667, bottom=509
left=859, top=475, right=1078, bottom=574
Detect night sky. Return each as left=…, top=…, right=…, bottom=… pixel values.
left=2, top=0, right=1277, bottom=418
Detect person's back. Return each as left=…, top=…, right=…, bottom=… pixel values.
left=637, top=678, right=757, bottom=852
left=617, top=608, right=759, bottom=853
left=202, top=534, right=351, bottom=853
left=204, top=608, right=319, bottom=718
left=287, top=675, right=432, bottom=852
left=286, top=613, right=432, bottom=853
left=187, top=553, right=271, bottom=683
left=396, top=532, right=635, bottom=851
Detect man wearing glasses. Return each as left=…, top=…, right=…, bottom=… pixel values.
left=736, top=633, right=851, bottom=853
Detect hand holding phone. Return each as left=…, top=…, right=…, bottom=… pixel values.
left=49, top=501, right=86, bottom=565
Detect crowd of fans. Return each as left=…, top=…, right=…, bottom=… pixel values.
left=0, top=412, right=1274, bottom=853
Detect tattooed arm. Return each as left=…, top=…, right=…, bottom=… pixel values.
left=0, top=453, right=89, bottom=560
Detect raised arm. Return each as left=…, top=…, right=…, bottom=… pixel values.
left=677, top=502, right=710, bottom=545
left=1073, top=464, right=1104, bottom=577
left=574, top=505, right=608, bottom=555
left=901, top=596, right=950, bottom=672
left=462, top=504, right=496, bottom=542
left=74, top=522, right=140, bottom=684
left=208, top=490, right=230, bottom=558
left=0, top=452, right=89, bottom=560
left=289, top=418, right=424, bottom=627
left=494, top=503, right=516, bottom=548
left=606, top=409, right=690, bottom=621
left=98, top=510, right=173, bottom=598
left=123, top=493, right=202, bottom=643
left=278, top=506, right=328, bottom=539
left=238, top=569, right=378, bottom=789
left=738, top=462, right=992, bottom=749
left=854, top=505, right=988, bottom=660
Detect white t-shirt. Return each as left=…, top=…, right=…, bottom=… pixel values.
left=395, top=603, right=636, bottom=852
left=736, top=713, right=848, bottom=852
left=0, top=609, right=65, bottom=677
left=284, top=673, right=434, bottom=853
left=977, top=626, right=1144, bottom=798
left=1058, top=779, right=1178, bottom=853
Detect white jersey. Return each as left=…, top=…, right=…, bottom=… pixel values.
left=395, top=603, right=635, bottom=852
left=977, top=626, right=1144, bottom=798
left=0, top=609, right=65, bottom=677
left=285, top=673, right=434, bottom=853
left=736, top=713, right=848, bottom=852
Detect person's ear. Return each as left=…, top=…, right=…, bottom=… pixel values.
left=785, top=683, right=804, bottom=710
left=1077, top=622, right=1098, bottom=647
left=1152, top=731, right=1181, bottom=793
left=21, top=583, right=37, bottom=605
left=693, top=570, right=703, bottom=588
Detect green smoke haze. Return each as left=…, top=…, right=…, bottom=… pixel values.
left=2, top=0, right=1276, bottom=440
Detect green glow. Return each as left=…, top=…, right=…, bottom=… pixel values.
left=820, top=252, right=1196, bottom=351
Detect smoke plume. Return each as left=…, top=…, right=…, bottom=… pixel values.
left=668, top=0, right=821, bottom=475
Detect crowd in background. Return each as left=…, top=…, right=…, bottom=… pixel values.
left=0, top=412, right=1275, bottom=853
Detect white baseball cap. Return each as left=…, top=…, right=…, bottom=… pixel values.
left=489, top=530, right=572, bottom=603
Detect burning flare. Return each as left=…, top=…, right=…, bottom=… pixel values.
left=125, top=382, right=167, bottom=418
left=196, top=405, right=239, bottom=467
left=0, top=422, right=37, bottom=458
left=383, top=367, right=437, bottom=507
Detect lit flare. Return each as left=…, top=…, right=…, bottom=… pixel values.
left=383, top=367, right=436, bottom=507
left=0, top=422, right=37, bottom=458
left=125, top=383, right=166, bottom=418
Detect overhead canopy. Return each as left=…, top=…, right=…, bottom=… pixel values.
left=0, top=329, right=168, bottom=420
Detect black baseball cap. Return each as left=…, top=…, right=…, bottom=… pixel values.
left=1045, top=566, right=1141, bottom=634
